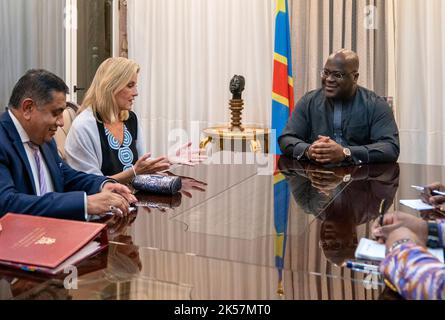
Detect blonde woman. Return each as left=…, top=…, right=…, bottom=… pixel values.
left=65, top=58, right=202, bottom=184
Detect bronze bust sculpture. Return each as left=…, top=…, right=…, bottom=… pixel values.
left=229, top=75, right=245, bottom=100
left=200, top=73, right=270, bottom=153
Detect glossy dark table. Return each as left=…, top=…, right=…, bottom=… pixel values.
left=1, top=154, right=444, bottom=300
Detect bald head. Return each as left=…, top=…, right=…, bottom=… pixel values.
left=321, top=49, right=360, bottom=99
left=328, top=49, right=360, bottom=72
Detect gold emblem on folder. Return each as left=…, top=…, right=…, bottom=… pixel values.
left=35, top=237, right=56, bottom=245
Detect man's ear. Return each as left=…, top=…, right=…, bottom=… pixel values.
left=354, top=72, right=360, bottom=83
left=21, top=99, right=35, bottom=120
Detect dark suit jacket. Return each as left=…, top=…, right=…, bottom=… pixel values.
left=278, top=86, right=400, bottom=164
left=0, top=111, right=108, bottom=221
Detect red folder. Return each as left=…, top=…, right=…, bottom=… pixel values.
left=0, top=213, right=108, bottom=275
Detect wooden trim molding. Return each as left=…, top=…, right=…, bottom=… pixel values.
left=119, top=0, right=128, bottom=57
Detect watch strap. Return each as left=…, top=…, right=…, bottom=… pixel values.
left=427, top=221, right=440, bottom=248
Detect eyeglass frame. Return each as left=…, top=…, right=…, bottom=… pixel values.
left=320, top=69, right=357, bottom=81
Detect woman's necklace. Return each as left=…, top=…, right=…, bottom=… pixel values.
left=104, top=122, right=124, bottom=145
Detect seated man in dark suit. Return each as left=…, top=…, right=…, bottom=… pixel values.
left=279, top=49, right=400, bottom=165
left=0, top=69, right=136, bottom=221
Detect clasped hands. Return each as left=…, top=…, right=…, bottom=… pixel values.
left=305, top=165, right=351, bottom=196
left=306, top=135, right=346, bottom=164
left=87, top=182, right=137, bottom=218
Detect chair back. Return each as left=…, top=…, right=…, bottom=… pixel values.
left=54, top=102, right=79, bottom=160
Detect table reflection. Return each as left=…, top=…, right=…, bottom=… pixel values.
left=278, top=157, right=399, bottom=266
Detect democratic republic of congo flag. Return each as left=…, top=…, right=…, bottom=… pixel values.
left=273, top=170, right=290, bottom=296
left=272, top=0, right=294, bottom=155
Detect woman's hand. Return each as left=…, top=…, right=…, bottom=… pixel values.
left=168, top=142, right=207, bottom=166
left=180, top=176, right=207, bottom=198
left=134, top=153, right=171, bottom=175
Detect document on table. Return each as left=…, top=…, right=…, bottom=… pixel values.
left=400, top=199, right=434, bottom=211
left=355, top=238, right=444, bottom=263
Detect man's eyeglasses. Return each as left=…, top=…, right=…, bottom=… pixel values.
left=320, top=69, right=356, bottom=81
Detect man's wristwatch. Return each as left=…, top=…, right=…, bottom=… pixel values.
left=343, top=147, right=352, bottom=161
left=305, top=147, right=311, bottom=160
left=427, top=221, right=440, bottom=248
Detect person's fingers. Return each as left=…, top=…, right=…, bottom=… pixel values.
left=182, top=142, right=193, bottom=149
left=420, top=193, right=431, bottom=204
left=436, top=204, right=445, bottom=213
left=140, top=153, right=152, bottom=161
left=104, top=182, right=130, bottom=193
left=311, top=141, right=328, bottom=149
left=317, top=189, right=331, bottom=196
left=311, top=181, right=329, bottom=190
left=189, top=156, right=207, bottom=162
left=122, top=192, right=137, bottom=204
left=191, top=186, right=206, bottom=192
left=314, top=158, right=333, bottom=164
left=382, top=213, right=395, bottom=225
left=176, top=142, right=193, bottom=156
left=430, top=195, right=445, bottom=205
left=311, top=145, right=332, bottom=153
left=181, top=190, right=192, bottom=198
left=310, top=175, right=335, bottom=186
left=139, top=157, right=171, bottom=174
left=422, top=182, right=443, bottom=200
left=311, top=171, right=329, bottom=178
left=379, top=222, right=403, bottom=239
left=108, top=215, right=126, bottom=235
left=312, top=143, right=333, bottom=151
left=182, top=162, right=197, bottom=167
left=114, top=184, right=132, bottom=195
left=158, top=164, right=171, bottom=171
left=371, top=214, right=395, bottom=241
left=312, top=173, right=336, bottom=183
left=317, top=135, right=331, bottom=143
left=312, top=150, right=336, bottom=160
left=110, top=194, right=130, bottom=217
left=311, top=179, right=332, bottom=190
left=376, top=237, right=385, bottom=244
left=151, top=162, right=170, bottom=171
left=145, top=156, right=168, bottom=166
left=425, top=182, right=443, bottom=191
left=372, top=227, right=382, bottom=239
left=191, top=150, right=208, bottom=157
left=102, top=185, right=132, bottom=205
left=112, top=184, right=137, bottom=203
left=312, top=153, right=326, bottom=160
left=372, top=216, right=380, bottom=228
